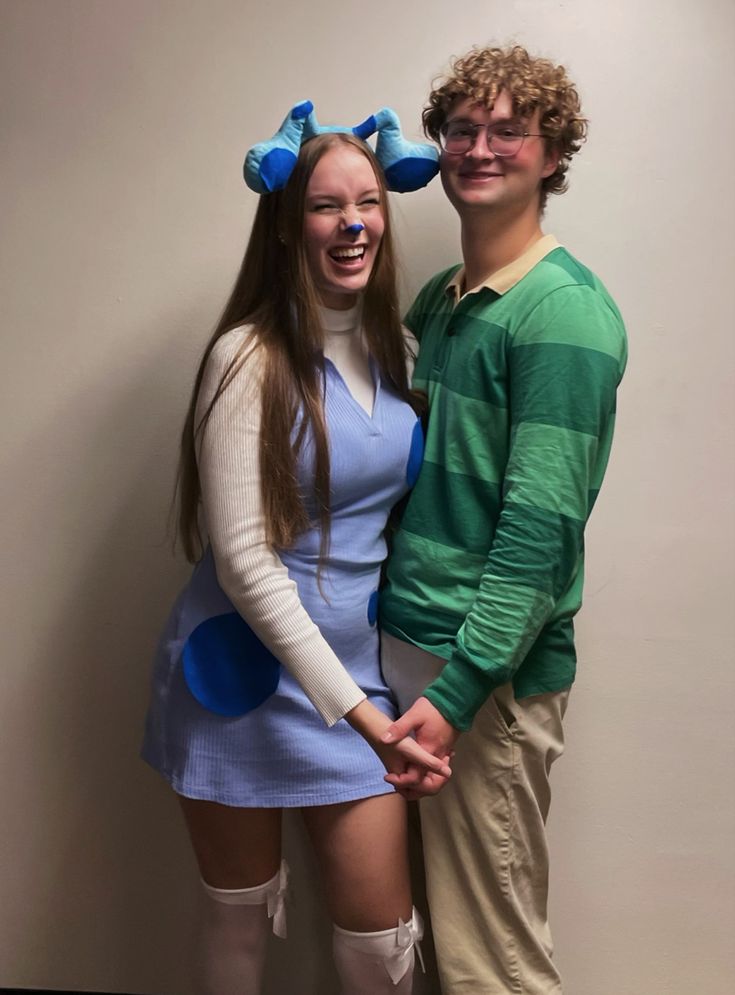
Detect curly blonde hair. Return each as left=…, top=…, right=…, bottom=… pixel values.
left=423, top=45, right=588, bottom=209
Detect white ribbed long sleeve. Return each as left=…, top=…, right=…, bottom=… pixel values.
left=195, top=325, right=366, bottom=727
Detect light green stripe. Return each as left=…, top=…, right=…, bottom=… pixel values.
left=511, top=286, right=625, bottom=362
left=422, top=381, right=509, bottom=484
left=459, top=576, right=554, bottom=667
left=590, top=415, right=616, bottom=490
left=506, top=422, right=598, bottom=520
left=385, top=530, right=487, bottom=618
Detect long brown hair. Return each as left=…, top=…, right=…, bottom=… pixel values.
left=177, top=132, right=421, bottom=563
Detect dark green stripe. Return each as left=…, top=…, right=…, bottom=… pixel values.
left=513, top=615, right=577, bottom=697
left=406, top=302, right=454, bottom=335
left=510, top=341, right=619, bottom=435
left=419, top=320, right=509, bottom=405
left=404, top=266, right=459, bottom=336
left=400, top=461, right=502, bottom=554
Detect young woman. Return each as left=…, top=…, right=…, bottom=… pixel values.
left=142, top=131, right=449, bottom=994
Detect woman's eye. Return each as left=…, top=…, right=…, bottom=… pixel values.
left=313, top=204, right=339, bottom=213
left=359, top=198, right=380, bottom=208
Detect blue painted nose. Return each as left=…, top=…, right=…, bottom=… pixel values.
left=345, top=222, right=365, bottom=235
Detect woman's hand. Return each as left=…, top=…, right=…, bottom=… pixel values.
left=346, top=700, right=452, bottom=796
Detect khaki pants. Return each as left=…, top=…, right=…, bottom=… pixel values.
left=382, top=633, right=569, bottom=995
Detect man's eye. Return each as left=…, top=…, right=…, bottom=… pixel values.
left=496, top=128, right=524, bottom=139
left=449, top=126, right=475, bottom=139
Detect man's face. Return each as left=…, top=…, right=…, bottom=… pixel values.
left=439, top=90, right=558, bottom=219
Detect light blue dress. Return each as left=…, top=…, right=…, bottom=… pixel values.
left=142, top=356, right=423, bottom=807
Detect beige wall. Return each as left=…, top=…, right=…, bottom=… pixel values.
left=1, top=1, right=734, bottom=992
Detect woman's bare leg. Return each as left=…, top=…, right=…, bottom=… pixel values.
left=179, top=796, right=283, bottom=995
left=179, top=796, right=282, bottom=887
left=302, top=793, right=422, bottom=993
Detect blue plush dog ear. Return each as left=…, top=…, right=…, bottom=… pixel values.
left=370, top=108, right=439, bottom=193
left=244, top=102, right=438, bottom=196
left=244, top=100, right=314, bottom=194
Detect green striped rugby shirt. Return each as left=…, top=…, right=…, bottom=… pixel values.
left=380, top=236, right=628, bottom=730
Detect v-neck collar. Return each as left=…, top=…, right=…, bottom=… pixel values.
left=323, top=355, right=382, bottom=434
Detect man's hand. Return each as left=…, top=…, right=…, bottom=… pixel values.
left=381, top=696, right=461, bottom=755
left=380, top=697, right=461, bottom=797
left=345, top=699, right=452, bottom=791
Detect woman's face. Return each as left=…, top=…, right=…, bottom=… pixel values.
left=303, top=144, right=385, bottom=310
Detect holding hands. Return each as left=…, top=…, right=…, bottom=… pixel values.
left=347, top=697, right=460, bottom=799
left=347, top=698, right=456, bottom=797
left=381, top=697, right=461, bottom=799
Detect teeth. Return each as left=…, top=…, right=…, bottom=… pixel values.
left=331, top=247, right=365, bottom=259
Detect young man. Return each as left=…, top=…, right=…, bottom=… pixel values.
left=380, top=45, right=628, bottom=993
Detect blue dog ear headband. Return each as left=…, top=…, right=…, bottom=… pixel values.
left=244, top=100, right=439, bottom=195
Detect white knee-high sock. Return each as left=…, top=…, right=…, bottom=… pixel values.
left=196, top=861, right=289, bottom=995
left=332, top=907, right=424, bottom=995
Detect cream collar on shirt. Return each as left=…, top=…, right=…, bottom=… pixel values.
left=445, top=233, right=561, bottom=302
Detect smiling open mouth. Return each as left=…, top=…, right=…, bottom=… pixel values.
left=329, top=246, right=366, bottom=261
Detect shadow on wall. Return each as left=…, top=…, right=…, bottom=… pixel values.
left=11, top=319, right=340, bottom=994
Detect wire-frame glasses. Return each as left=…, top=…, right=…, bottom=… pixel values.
left=439, top=121, right=544, bottom=157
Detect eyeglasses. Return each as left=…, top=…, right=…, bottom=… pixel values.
left=439, top=121, right=544, bottom=158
